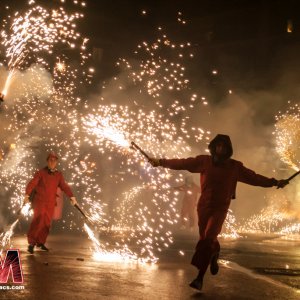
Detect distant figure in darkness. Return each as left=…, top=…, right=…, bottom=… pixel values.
left=174, top=176, right=200, bottom=230
left=148, top=134, right=289, bottom=290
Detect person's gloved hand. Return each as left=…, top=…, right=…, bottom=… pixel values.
left=277, top=179, right=289, bottom=189
left=23, top=194, right=30, bottom=205
left=70, top=197, right=78, bottom=206
left=148, top=158, right=161, bottom=167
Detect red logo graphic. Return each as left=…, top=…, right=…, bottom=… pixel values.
left=0, top=249, right=23, bottom=284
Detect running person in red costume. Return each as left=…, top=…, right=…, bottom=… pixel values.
left=24, top=152, right=78, bottom=254
left=149, top=134, right=289, bottom=290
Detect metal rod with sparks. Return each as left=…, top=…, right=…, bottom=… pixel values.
left=74, top=204, right=88, bottom=219
left=287, top=170, right=300, bottom=182
left=277, top=169, right=300, bottom=189
left=131, top=142, right=150, bottom=160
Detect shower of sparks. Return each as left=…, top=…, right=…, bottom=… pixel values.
left=216, top=192, right=300, bottom=240
left=0, top=0, right=100, bottom=245
left=1, top=2, right=300, bottom=264
left=82, top=105, right=193, bottom=156
left=0, top=219, right=19, bottom=256
left=83, top=223, right=154, bottom=264
left=239, top=208, right=289, bottom=234
left=220, top=209, right=241, bottom=239
left=80, top=12, right=212, bottom=261
left=1, top=202, right=34, bottom=255
left=237, top=192, right=300, bottom=237
left=274, top=104, right=300, bottom=171
left=83, top=111, right=130, bottom=150
left=116, top=17, right=194, bottom=99
left=1, top=3, right=91, bottom=98
left=0, top=3, right=208, bottom=264
left=20, top=202, right=32, bottom=216
left=280, top=223, right=300, bottom=237
left=82, top=105, right=191, bottom=261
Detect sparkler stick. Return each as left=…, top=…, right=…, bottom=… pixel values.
left=286, top=170, right=300, bottom=182
left=74, top=203, right=88, bottom=219
left=131, top=142, right=150, bottom=160
left=276, top=169, right=300, bottom=189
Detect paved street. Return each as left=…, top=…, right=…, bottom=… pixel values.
left=1, top=231, right=300, bottom=300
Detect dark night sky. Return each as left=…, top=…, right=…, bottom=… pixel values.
left=77, top=0, right=300, bottom=93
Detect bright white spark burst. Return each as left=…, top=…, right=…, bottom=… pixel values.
left=274, top=104, right=300, bottom=171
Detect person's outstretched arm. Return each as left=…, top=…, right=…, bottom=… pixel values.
left=149, top=155, right=206, bottom=173
left=238, top=163, right=288, bottom=188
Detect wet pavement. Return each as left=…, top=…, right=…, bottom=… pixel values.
left=1, top=231, right=300, bottom=300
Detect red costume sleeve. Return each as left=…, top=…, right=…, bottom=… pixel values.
left=58, top=173, right=74, bottom=198
left=238, top=163, right=277, bottom=187
left=25, top=170, right=42, bottom=195
left=160, top=155, right=206, bottom=173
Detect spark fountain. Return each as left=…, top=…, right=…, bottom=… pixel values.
left=0, top=3, right=213, bottom=263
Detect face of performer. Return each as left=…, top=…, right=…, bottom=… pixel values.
left=47, top=157, right=58, bottom=170
left=215, top=142, right=227, bottom=158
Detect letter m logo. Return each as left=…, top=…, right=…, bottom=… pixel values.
left=0, top=249, right=23, bottom=284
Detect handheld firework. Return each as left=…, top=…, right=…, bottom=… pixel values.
left=74, top=203, right=88, bottom=219
left=0, top=93, right=4, bottom=103
left=277, top=169, right=300, bottom=189
left=286, top=170, right=300, bottom=182
left=130, top=141, right=150, bottom=160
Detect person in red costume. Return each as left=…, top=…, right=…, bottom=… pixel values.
left=24, top=152, right=78, bottom=254
left=174, top=176, right=201, bottom=229
left=148, top=134, right=289, bottom=290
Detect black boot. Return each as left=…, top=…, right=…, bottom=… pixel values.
left=27, top=244, right=35, bottom=254
left=189, top=274, right=203, bottom=291
left=210, top=252, right=219, bottom=275
left=37, top=244, right=49, bottom=251
left=190, top=271, right=204, bottom=291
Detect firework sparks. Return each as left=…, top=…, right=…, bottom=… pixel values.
left=0, top=0, right=100, bottom=251
left=274, top=104, right=300, bottom=171
left=220, top=209, right=241, bottom=239
left=83, top=112, right=130, bottom=149
left=1, top=3, right=91, bottom=98
left=0, top=4, right=211, bottom=264
left=0, top=219, right=19, bottom=256
left=83, top=223, right=153, bottom=264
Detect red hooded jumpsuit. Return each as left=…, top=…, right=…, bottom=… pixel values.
left=26, top=167, right=74, bottom=245
left=160, top=155, right=277, bottom=276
